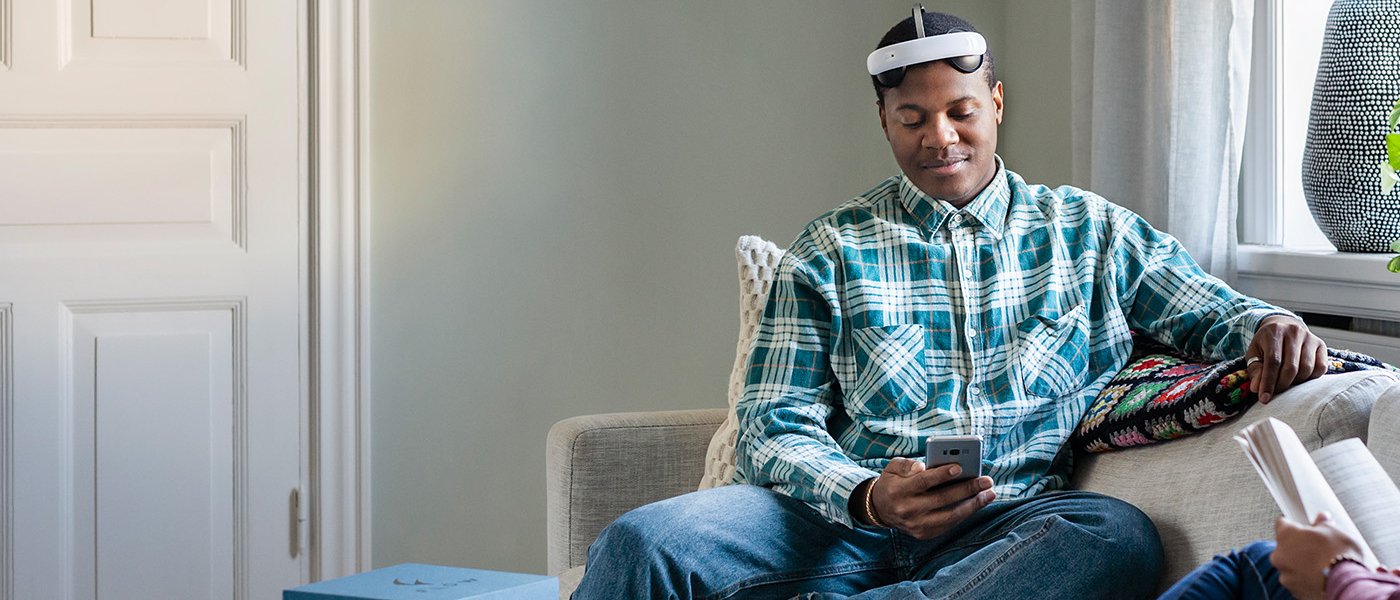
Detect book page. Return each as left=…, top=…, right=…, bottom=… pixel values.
left=1236, top=418, right=1378, bottom=567
left=1313, top=439, right=1400, bottom=566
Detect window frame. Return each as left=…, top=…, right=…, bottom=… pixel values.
left=1239, top=0, right=1282, bottom=246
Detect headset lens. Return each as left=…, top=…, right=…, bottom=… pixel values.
left=949, top=54, right=984, bottom=74
left=875, top=68, right=906, bottom=87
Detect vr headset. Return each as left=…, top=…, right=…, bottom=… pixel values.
left=867, top=4, right=987, bottom=87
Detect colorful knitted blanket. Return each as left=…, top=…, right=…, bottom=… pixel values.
left=1072, top=335, right=1398, bottom=453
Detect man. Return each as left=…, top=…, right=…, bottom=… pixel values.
left=573, top=9, right=1327, bottom=599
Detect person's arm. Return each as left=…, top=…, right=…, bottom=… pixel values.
left=733, top=231, right=877, bottom=528
left=1326, top=561, right=1400, bottom=600
left=1106, top=206, right=1289, bottom=361
left=1106, top=206, right=1325, bottom=401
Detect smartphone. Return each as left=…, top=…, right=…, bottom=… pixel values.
left=924, top=435, right=982, bottom=482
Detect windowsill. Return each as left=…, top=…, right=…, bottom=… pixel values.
left=1235, top=244, right=1400, bottom=322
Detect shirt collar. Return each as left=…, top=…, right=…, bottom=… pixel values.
left=897, top=156, right=1010, bottom=239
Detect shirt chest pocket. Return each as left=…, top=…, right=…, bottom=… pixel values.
left=1015, top=304, right=1091, bottom=399
left=847, top=324, right=930, bottom=417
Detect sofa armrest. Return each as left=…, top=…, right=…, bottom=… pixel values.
left=545, top=408, right=726, bottom=575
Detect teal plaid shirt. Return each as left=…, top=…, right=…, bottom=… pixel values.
left=734, top=161, right=1289, bottom=527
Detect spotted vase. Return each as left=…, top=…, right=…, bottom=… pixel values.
left=1301, top=0, right=1400, bottom=252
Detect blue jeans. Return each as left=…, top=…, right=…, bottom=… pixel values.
left=1157, top=541, right=1295, bottom=600
left=572, top=484, right=1164, bottom=600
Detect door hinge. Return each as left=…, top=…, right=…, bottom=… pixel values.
left=291, top=486, right=307, bottom=558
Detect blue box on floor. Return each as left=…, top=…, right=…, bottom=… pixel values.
left=283, top=563, right=558, bottom=600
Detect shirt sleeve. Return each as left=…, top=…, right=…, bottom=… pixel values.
left=1106, top=206, right=1296, bottom=360
left=1327, top=560, right=1400, bottom=600
left=733, top=230, right=879, bottom=528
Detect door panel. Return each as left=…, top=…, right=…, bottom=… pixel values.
left=0, top=120, right=240, bottom=245
left=0, top=0, right=304, bottom=598
left=68, top=0, right=238, bottom=67
left=72, top=308, right=238, bottom=600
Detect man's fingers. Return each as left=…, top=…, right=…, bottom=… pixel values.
left=1294, top=341, right=1318, bottom=384
left=1248, top=320, right=1334, bottom=405
left=1246, top=357, right=1264, bottom=397
left=1257, top=328, right=1282, bottom=404
left=1312, top=344, right=1329, bottom=379
left=906, top=488, right=994, bottom=540
left=880, top=460, right=954, bottom=495
left=887, top=457, right=912, bottom=474
left=884, top=457, right=922, bottom=477
left=918, top=475, right=992, bottom=506
left=889, top=469, right=986, bottom=514
left=1248, top=355, right=1275, bottom=404
left=1245, top=336, right=1269, bottom=404
left=1277, top=334, right=1302, bottom=389
left=1246, top=358, right=1262, bottom=392
left=905, top=462, right=966, bottom=490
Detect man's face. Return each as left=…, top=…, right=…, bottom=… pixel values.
left=878, top=61, right=1003, bottom=208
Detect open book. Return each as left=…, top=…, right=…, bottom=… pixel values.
left=1235, top=417, right=1400, bottom=568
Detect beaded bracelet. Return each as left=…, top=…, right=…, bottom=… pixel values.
left=1322, top=553, right=1361, bottom=580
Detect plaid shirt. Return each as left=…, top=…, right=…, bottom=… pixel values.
left=734, top=162, right=1289, bottom=527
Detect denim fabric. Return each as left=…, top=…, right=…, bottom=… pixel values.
left=1157, top=541, right=1295, bottom=600
left=572, top=485, right=1164, bottom=600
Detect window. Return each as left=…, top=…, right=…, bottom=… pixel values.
left=1234, top=0, right=1400, bottom=352
left=1239, top=0, right=1334, bottom=250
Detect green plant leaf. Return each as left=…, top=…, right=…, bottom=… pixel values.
left=1389, top=254, right=1400, bottom=274
left=1390, top=97, right=1400, bottom=131
left=1384, top=161, right=1400, bottom=195
left=1390, top=134, right=1400, bottom=170
left=1392, top=239, right=1400, bottom=253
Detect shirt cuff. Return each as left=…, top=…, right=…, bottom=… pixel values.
left=822, top=465, right=882, bottom=529
left=1240, top=307, right=1301, bottom=337
left=1324, top=560, right=1400, bottom=600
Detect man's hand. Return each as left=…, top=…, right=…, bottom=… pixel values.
left=1271, top=513, right=1367, bottom=600
left=1246, top=315, right=1328, bottom=404
left=867, top=457, right=995, bottom=540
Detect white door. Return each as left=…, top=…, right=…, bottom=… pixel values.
left=0, top=1, right=305, bottom=599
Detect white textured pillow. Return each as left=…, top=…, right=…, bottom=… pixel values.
left=697, top=236, right=785, bottom=490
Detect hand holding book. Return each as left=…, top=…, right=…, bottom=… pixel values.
left=1164, top=425, right=1400, bottom=600
left=1271, top=513, right=1369, bottom=600
left=1234, top=417, right=1400, bottom=569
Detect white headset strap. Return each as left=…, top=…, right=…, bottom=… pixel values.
left=866, top=31, right=987, bottom=77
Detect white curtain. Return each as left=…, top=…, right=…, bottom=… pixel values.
left=1070, top=0, right=1255, bottom=282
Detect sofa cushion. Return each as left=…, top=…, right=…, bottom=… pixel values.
left=1073, top=334, right=1396, bottom=453
left=1072, top=370, right=1400, bottom=587
left=697, top=236, right=785, bottom=490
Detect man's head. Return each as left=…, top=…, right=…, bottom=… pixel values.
left=872, top=10, right=1002, bottom=208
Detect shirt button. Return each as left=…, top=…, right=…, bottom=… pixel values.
left=962, top=269, right=974, bottom=278
left=969, top=386, right=980, bottom=396
left=968, top=329, right=978, bottom=338
left=950, top=214, right=963, bottom=225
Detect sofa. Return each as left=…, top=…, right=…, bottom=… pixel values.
left=546, top=236, right=1400, bottom=598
